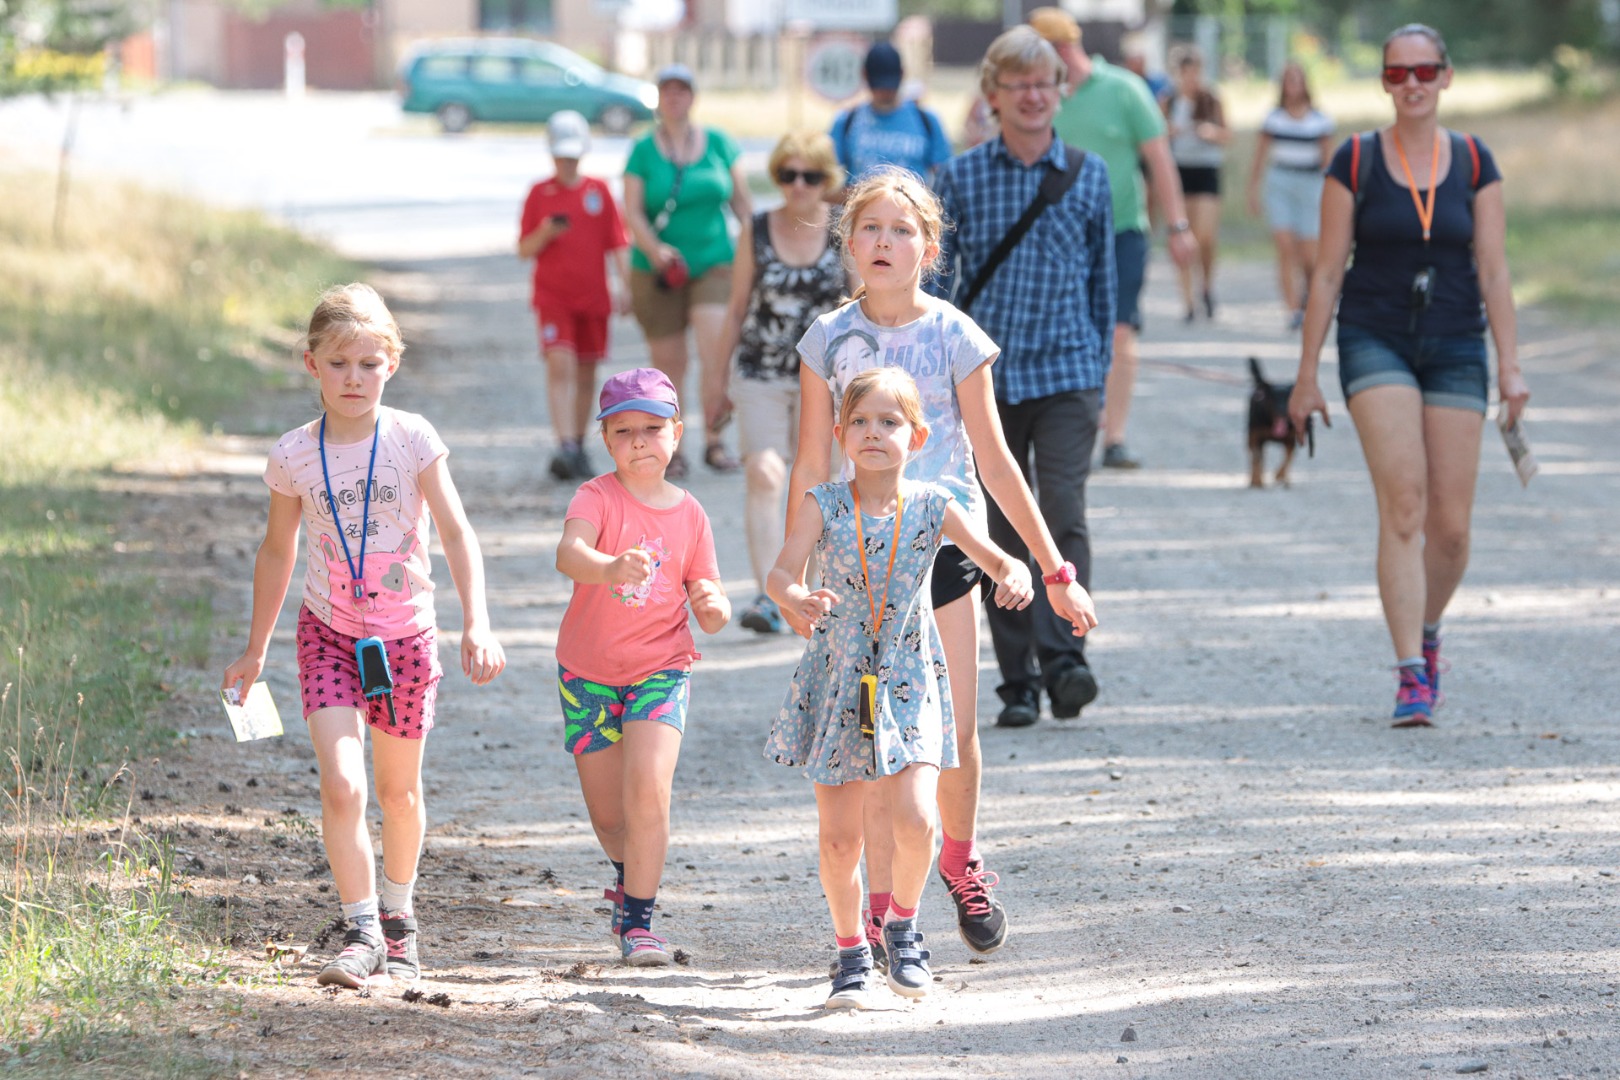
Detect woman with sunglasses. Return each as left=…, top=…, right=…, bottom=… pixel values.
left=1289, top=23, right=1530, bottom=729
left=720, top=132, right=850, bottom=634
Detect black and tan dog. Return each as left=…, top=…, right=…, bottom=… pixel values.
left=1247, top=357, right=1311, bottom=488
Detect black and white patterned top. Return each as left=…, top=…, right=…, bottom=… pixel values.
left=734, top=209, right=845, bottom=382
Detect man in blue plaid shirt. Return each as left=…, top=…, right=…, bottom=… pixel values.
left=933, top=26, right=1117, bottom=731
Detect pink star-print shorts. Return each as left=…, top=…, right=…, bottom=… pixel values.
left=296, top=607, right=442, bottom=739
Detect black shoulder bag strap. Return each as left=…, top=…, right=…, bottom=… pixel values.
left=957, top=144, right=1087, bottom=314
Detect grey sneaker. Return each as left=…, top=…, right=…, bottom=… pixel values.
left=739, top=594, right=784, bottom=634
left=824, top=944, right=874, bottom=1010
left=568, top=445, right=597, bottom=478
left=880, top=918, right=931, bottom=999
left=1101, top=443, right=1141, bottom=469
left=380, top=912, right=419, bottom=982
left=620, top=928, right=672, bottom=967
left=316, top=928, right=387, bottom=988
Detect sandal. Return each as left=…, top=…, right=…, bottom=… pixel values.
left=704, top=443, right=740, bottom=473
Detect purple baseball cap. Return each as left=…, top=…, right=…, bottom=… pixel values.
left=596, top=367, right=680, bottom=420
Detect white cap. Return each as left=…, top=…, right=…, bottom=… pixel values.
left=547, top=110, right=590, bottom=159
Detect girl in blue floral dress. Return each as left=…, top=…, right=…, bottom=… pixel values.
left=765, top=368, right=1033, bottom=1009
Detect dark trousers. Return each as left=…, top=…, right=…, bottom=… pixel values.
left=984, top=389, right=1098, bottom=700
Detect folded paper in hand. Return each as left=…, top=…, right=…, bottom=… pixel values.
left=1497, top=410, right=1538, bottom=487
left=221, top=682, right=284, bottom=742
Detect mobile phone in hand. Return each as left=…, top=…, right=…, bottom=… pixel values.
left=550, top=213, right=570, bottom=228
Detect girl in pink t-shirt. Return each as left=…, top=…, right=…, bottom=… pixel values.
left=223, top=283, right=505, bottom=989
left=555, top=367, right=730, bottom=967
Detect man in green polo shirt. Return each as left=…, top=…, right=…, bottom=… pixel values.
left=1031, top=7, right=1197, bottom=470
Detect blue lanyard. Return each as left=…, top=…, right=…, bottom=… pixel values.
left=318, top=414, right=380, bottom=603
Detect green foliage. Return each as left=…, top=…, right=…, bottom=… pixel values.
left=0, top=167, right=351, bottom=1069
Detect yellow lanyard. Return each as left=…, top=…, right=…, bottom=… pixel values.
left=1392, top=130, right=1440, bottom=243
left=850, top=481, right=903, bottom=648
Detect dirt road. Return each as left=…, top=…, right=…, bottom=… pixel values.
left=153, top=253, right=1619, bottom=1079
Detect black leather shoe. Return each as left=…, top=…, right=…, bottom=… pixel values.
left=1049, top=662, right=1098, bottom=719
left=995, top=685, right=1040, bottom=728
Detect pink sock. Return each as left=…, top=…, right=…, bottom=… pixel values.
left=867, top=891, right=892, bottom=923
left=886, top=901, right=917, bottom=923
left=940, top=832, right=976, bottom=880
left=835, top=933, right=864, bottom=949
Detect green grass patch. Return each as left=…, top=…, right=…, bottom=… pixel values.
left=1504, top=207, right=1620, bottom=318
left=0, top=167, right=356, bottom=1070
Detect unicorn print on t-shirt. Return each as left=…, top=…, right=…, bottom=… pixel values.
left=611, top=535, right=673, bottom=609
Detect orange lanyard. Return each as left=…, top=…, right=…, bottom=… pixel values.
left=1392, top=130, right=1440, bottom=243
left=850, top=482, right=903, bottom=646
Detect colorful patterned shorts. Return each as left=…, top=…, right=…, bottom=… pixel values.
left=557, top=664, right=689, bottom=755
left=297, top=607, right=441, bottom=739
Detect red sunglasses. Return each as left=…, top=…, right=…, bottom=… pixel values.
left=1382, top=63, right=1446, bottom=84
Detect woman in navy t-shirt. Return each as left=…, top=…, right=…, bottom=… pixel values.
left=1288, top=23, right=1530, bottom=729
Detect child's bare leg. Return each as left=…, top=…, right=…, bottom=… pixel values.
left=862, top=785, right=895, bottom=898
left=617, top=720, right=682, bottom=899
left=814, top=781, right=868, bottom=938
left=573, top=359, right=601, bottom=444
left=372, top=729, right=427, bottom=893
left=308, top=707, right=376, bottom=903
left=882, top=764, right=940, bottom=911
left=544, top=345, right=581, bottom=443
left=573, top=743, right=628, bottom=868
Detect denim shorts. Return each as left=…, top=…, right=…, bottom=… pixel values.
left=1114, top=228, right=1148, bottom=331
left=557, top=664, right=689, bottom=755
left=1263, top=166, right=1324, bottom=239
left=1336, top=322, right=1488, bottom=414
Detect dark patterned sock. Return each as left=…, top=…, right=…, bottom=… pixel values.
left=622, top=892, right=656, bottom=933
left=611, top=860, right=625, bottom=887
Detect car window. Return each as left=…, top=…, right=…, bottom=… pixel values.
left=518, top=59, right=564, bottom=85
left=418, top=55, right=466, bottom=79
left=470, top=57, right=516, bottom=83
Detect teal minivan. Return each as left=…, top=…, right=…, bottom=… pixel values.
left=399, top=38, right=657, bottom=134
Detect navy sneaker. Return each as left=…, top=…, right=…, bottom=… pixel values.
left=739, top=594, right=784, bottom=635
left=824, top=944, right=874, bottom=1010
left=880, top=918, right=931, bottom=999
left=1391, top=665, right=1435, bottom=728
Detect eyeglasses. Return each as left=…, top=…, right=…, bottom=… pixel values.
left=1382, top=63, right=1446, bottom=84
left=775, top=168, right=827, bottom=187
left=994, top=80, right=1059, bottom=95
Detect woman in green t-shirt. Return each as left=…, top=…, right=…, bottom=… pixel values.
left=623, top=64, right=753, bottom=476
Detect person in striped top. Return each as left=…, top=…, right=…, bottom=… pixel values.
left=1247, top=62, right=1336, bottom=330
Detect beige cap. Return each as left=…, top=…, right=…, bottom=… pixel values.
left=1028, top=6, right=1081, bottom=46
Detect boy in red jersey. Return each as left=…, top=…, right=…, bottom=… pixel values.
left=520, top=110, right=631, bottom=480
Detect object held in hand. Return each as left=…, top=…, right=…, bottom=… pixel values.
left=221, top=682, right=284, bottom=742
left=1498, top=410, right=1538, bottom=486
left=655, top=254, right=690, bottom=291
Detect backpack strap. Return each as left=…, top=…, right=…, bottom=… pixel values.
left=1350, top=130, right=1377, bottom=216
left=1450, top=130, right=1482, bottom=214
left=832, top=108, right=856, bottom=172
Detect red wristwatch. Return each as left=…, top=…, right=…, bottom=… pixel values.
left=1042, top=561, right=1077, bottom=585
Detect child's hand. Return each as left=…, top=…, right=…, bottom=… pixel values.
left=608, top=547, right=654, bottom=588
left=991, top=561, right=1034, bottom=610
left=462, top=625, right=506, bottom=686
left=1047, top=581, right=1099, bottom=637
left=792, top=587, right=839, bottom=626
left=221, top=652, right=265, bottom=703
left=687, top=579, right=730, bottom=633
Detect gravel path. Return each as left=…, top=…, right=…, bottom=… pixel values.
left=181, top=251, right=1619, bottom=1079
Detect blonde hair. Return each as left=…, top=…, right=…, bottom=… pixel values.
left=767, top=131, right=844, bottom=192
left=306, top=283, right=404, bottom=362
left=837, top=367, right=927, bottom=435
left=834, top=166, right=947, bottom=294
left=979, top=26, right=1066, bottom=103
